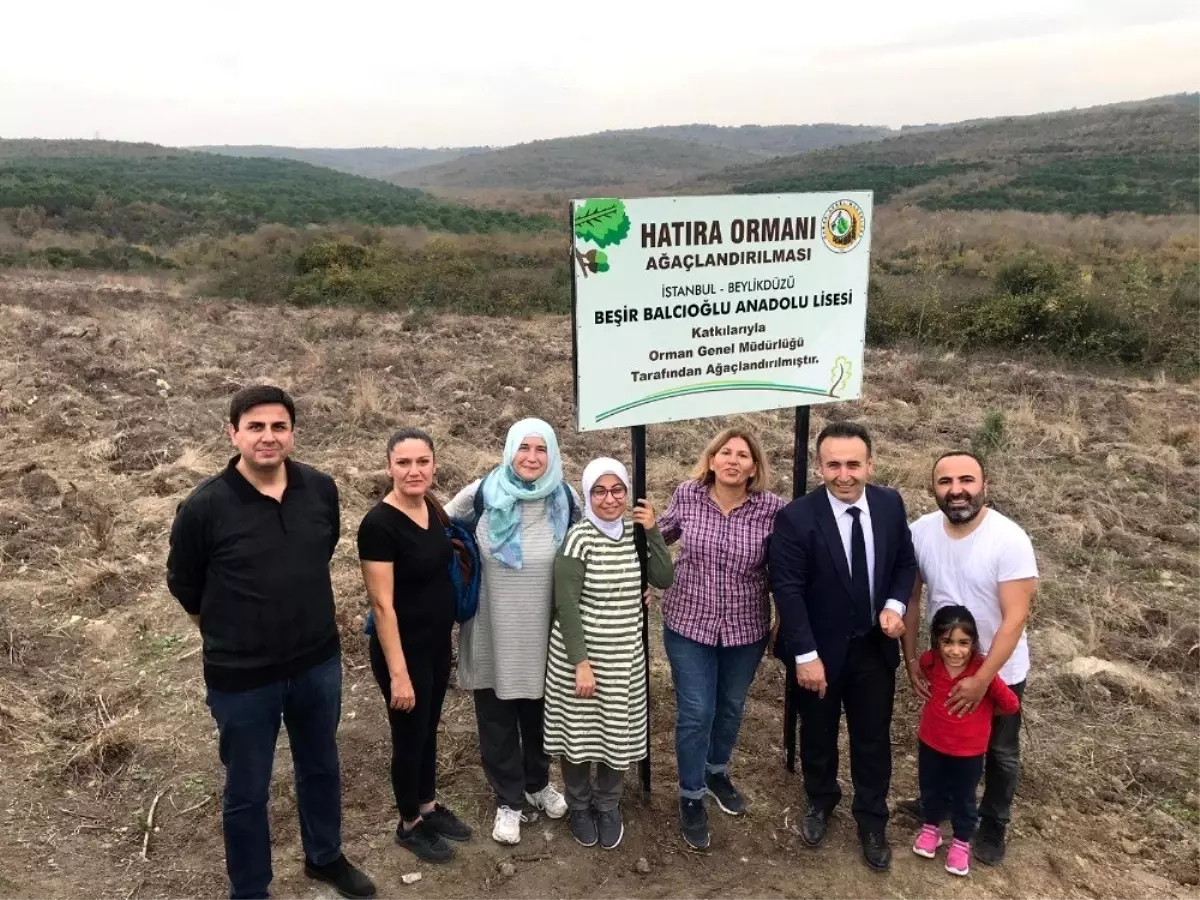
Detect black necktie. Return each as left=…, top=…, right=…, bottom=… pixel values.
left=847, top=507, right=873, bottom=633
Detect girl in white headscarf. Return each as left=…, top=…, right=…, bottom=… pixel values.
left=542, top=458, right=674, bottom=850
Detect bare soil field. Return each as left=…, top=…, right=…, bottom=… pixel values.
left=1, top=272, right=1197, bottom=900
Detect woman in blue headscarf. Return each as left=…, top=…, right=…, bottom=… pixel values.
left=445, top=418, right=581, bottom=845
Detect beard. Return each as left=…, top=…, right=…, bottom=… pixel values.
left=938, top=491, right=986, bottom=524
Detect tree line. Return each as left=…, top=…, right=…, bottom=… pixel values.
left=0, top=154, right=554, bottom=244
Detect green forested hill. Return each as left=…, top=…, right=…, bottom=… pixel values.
left=388, top=133, right=762, bottom=191
left=694, top=94, right=1200, bottom=215
left=601, top=123, right=894, bottom=156
left=0, top=147, right=551, bottom=243
left=190, top=144, right=489, bottom=178
left=197, top=126, right=893, bottom=183
left=0, top=139, right=176, bottom=162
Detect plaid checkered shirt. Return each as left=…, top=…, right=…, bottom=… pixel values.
left=657, top=479, right=786, bottom=647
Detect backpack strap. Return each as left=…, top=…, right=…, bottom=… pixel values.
left=470, top=476, right=486, bottom=537
left=429, top=492, right=473, bottom=586
left=564, top=483, right=577, bottom=522
left=428, top=493, right=452, bottom=529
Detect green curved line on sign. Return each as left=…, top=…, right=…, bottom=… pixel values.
left=595, top=381, right=834, bottom=422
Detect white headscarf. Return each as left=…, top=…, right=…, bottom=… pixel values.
left=582, top=457, right=629, bottom=540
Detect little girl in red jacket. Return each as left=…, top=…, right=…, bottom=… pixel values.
left=913, top=605, right=1020, bottom=877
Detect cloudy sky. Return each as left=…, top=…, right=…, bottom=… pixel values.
left=2, top=0, right=1196, bottom=148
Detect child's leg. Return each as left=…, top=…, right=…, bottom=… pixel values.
left=917, top=741, right=950, bottom=825
left=593, top=763, right=626, bottom=812
left=949, top=754, right=986, bottom=843
left=561, top=759, right=594, bottom=812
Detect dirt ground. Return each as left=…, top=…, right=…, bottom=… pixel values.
left=1, top=272, right=1197, bottom=900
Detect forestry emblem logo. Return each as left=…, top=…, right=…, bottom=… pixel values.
left=821, top=199, right=865, bottom=253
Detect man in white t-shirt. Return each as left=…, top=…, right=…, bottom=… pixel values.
left=900, top=450, right=1038, bottom=866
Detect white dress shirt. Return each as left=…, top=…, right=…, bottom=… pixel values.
left=795, top=491, right=906, bottom=665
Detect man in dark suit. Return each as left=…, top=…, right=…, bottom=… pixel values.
left=769, top=421, right=917, bottom=870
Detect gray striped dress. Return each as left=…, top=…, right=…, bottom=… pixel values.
left=445, top=479, right=581, bottom=699
left=543, top=520, right=673, bottom=769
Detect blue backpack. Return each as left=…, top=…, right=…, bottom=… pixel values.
left=363, top=496, right=482, bottom=637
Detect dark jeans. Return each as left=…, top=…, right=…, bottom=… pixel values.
left=918, top=741, right=984, bottom=841
left=205, top=654, right=343, bottom=900
left=473, top=688, right=550, bottom=810
left=369, top=635, right=451, bottom=823
left=980, top=679, right=1025, bottom=828
left=663, top=627, right=766, bottom=800
left=795, top=632, right=895, bottom=835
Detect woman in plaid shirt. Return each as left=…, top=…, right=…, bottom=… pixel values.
left=657, top=427, right=786, bottom=851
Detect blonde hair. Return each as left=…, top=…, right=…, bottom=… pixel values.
left=689, top=427, right=771, bottom=492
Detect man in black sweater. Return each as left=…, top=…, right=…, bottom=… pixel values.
left=167, top=385, right=374, bottom=900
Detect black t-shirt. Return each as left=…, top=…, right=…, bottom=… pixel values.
left=356, top=498, right=456, bottom=652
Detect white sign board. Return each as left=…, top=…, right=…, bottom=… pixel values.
left=570, top=192, right=872, bottom=432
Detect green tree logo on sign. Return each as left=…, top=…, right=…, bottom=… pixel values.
left=573, top=198, right=630, bottom=276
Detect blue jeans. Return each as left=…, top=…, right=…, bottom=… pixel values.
left=205, top=654, right=343, bottom=900
left=663, top=627, right=767, bottom=800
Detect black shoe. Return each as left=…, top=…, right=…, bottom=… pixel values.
left=894, top=797, right=922, bottom=820
left=597, top=807, right=624, bottom=850
left=423, top=803, right=472, bottom=841
left=570, top=809, right=598, bottom=847
left=800, top=806, right=830, bottom=847
left=861, top=831, right=892, bottom=871
left=303, top=854, right=377, bottom=899
left=395, top=820, right=455, bottom=863
left=705, top=771, right=747, bottom=816
left=973, top=820, right=1007, bottom=865
left=679, top=797, right=710, bottom=850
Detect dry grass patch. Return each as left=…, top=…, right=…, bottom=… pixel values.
left=0, top=272, right=1196, bottom=898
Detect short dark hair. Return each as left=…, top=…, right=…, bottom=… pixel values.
left=387, top=427, right=436, bottom=460
left=815, top=421, right=873, bottom=457
left=930, top=605, right=979, bottom=652
left=229, top=385, right=296, bottom=429
left=933, top=450, right=987, bottom=481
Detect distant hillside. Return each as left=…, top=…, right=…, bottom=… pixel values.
left=602, top=123, right=893, bottom=157
left=0, top=143, right=550, bottom=244
left=0, top=139, right=181, bottom=162
left=696, top=94, right=1200, bottom=215
left=198, top=125, right=892, bottom=189
left=191, top=145, right=489, bottom=179
left=389, top=133, right=762, bottom=192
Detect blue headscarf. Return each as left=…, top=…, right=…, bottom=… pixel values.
left=481, top=418, right=570, bottom=569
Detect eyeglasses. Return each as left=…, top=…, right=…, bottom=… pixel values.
left=589, top=484, right=628, bottom=501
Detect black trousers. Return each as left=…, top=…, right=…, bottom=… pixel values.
left=369, top=635, right=451, bottom=823
left=979, top=679, right=1025, bottom=828
left=918, top=741, right=984, bottom=841
left=796, top=632, right=895, bottom=835
left=473, top=688, right=551, bottom=810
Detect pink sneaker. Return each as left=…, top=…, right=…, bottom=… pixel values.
left=912, top=824, right=943, bottom=858
left=945, top=838, right=971, bottom=876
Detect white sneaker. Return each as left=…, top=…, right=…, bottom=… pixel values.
left=492, top=806, right=522, bottom=844
left=525, top=784, right=568, bottom=820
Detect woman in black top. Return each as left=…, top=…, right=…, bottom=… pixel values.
left=357, top=427, right=471, bottom=862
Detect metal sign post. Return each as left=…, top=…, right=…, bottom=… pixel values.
left=630, top=424, right=651, bottom=792
left=784, top=405, right=810, bottom=772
